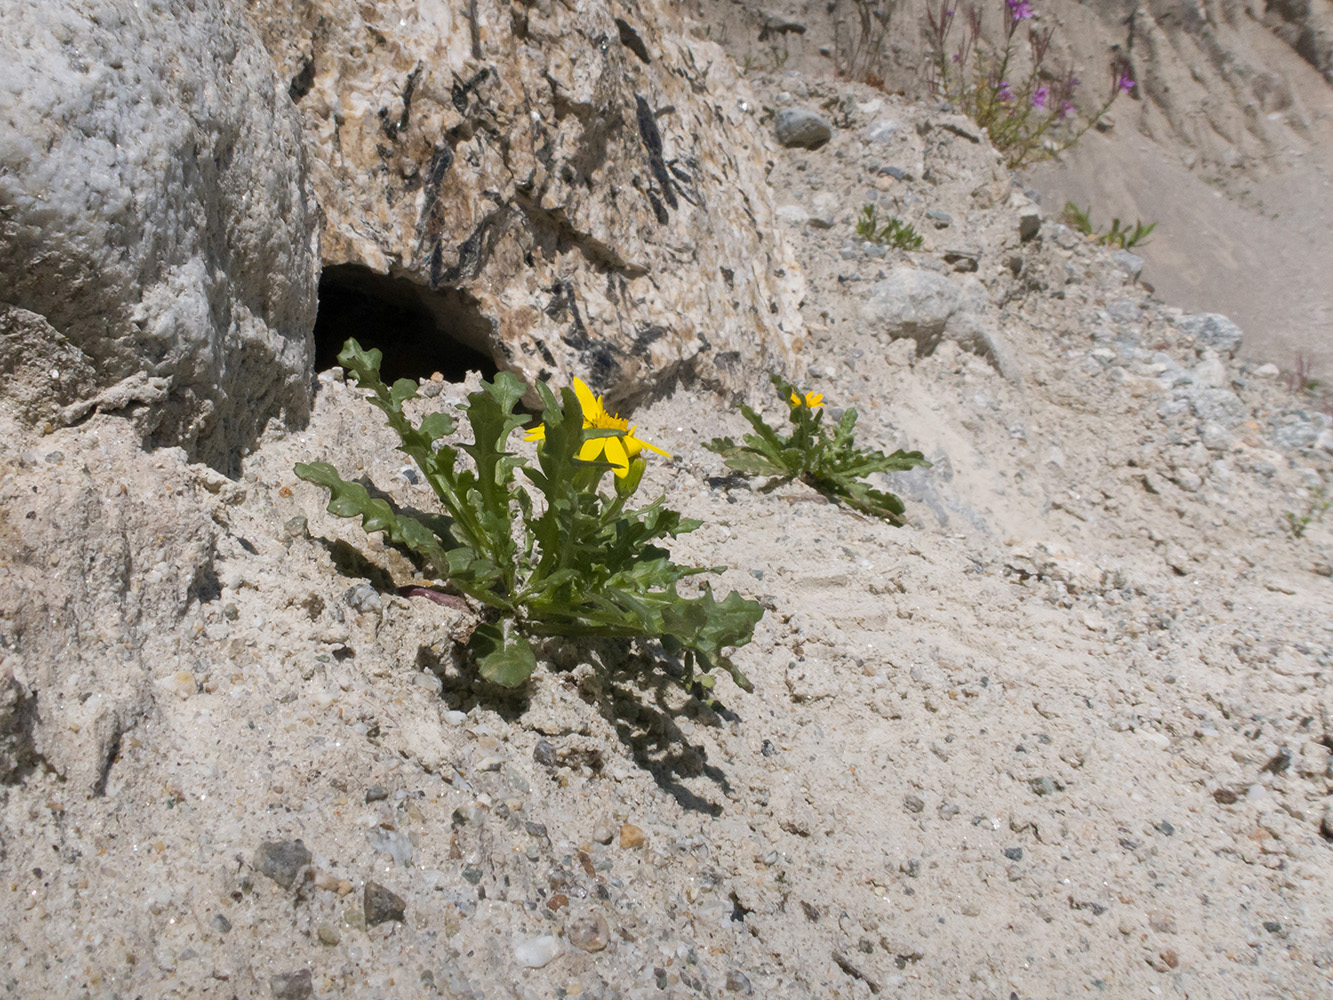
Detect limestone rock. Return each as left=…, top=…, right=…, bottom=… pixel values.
left=1175, top=313, right=1244, bottom=359
left=860, top=268, right=961, bottom=354
left=0, top=415, right=217, bottom=794
left=774, top=109, right=834, bottom=149
left=249, top=0, right=804, bottom=408
left=0, top=0, right=319, bottom=470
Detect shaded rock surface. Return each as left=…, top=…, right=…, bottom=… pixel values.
left=0, top=0, right=318, bottom=469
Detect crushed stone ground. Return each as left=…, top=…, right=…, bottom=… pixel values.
left=2, top=72, right=1332, bottom=1000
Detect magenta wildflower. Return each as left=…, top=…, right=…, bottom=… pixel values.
left=1117, top=71, right=1135, bottom=95
left=1059, top=99, right=1074, bottom=118
left=997, top=80, right=1014, bottom=102
left=1006, top=0, right=1034, bottom=20
left=1032, top=86, right=1049, bottom=109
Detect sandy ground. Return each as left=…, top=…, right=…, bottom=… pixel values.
left=3, top=49, right=1333, bottom=1000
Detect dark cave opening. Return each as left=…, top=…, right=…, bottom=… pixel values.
left=313, top=264, right=499, bottom=384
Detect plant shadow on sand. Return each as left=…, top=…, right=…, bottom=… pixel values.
left=565, top=639, right=737, bottom=817
left=309, top=488, right=740, bottom=812
left=429, top=636, right=737, bottom=816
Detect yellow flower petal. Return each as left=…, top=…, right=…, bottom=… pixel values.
left=628, top=430, right=671, bottom=458
left=578, top=437, right=606, bottom=464
left=604, top=434, right=630, bottom=475
left=572, top=377, right=603, bottom=423
left=524, top=423, right=547, bottom=442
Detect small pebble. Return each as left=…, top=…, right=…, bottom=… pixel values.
left=1003, top=847, right=1023, bottom=861
left=566, top=910, right=611, bottom=952
left=513, top=935, right=562, bottom=968
left=365, top=785, right=388, bottom=803
left=270, top=970, right=313, bottom=999
left=363, top=881, right=406, bottom=925
left=725, top=969, right=753, bottom=993
left=253, top=839, right=312, bottom=891
left=1029, top=777, right=1058, bottom=797
left=593, top=821, right=615, bottom=845
left=533, top=740, right=558, bottom=767
left=903, top=794, right=925, bottom=813
left=620, top=824, right=649, bottom=849
left=210, top=914, right=232, bottom=934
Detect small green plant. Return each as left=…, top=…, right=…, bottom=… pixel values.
left=705, top=375, right=930, bottom=525
left=856, top=205, right=925, bottom=249
left=1285, top=484, right=1330, bottom=539
left=925, top=1, right=1136, bottom=170
left=296, top=339, right=763, bottom=693
left=1061, top=202, right=1156, bottom=249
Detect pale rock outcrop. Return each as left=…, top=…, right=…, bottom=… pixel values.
left=248, top=0, right=805, bottom=407
left=859, top=266, right=1016, bottom=378
left=0, top=415, right=218, bottom=794
left=0, top=0, right=319, bottom=470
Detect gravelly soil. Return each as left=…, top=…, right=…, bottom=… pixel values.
left=2, top=71, right=1332, bottom=1000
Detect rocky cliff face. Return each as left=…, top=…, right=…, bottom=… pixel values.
left=0, top=0, right=319, bottom=471
left=247, top=0, right=805, bottom=408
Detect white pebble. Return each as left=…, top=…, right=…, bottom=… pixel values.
left=513, top=935, right=562, bottom=968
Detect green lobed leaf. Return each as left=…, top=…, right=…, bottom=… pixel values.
left=294, top=461, right=452, bottom=577
left=469, top=619, right=537, bottom=687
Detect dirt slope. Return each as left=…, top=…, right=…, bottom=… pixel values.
left=4, top=60, right=1332, bottom=998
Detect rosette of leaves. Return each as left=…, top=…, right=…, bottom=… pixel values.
left=705, top=374, right=929, bottom=525
left=296, top=339, right=762, bottom=693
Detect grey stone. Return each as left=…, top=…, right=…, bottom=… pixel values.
left=1048, top=223, right=1081, bottom=249
left=1181, top=388, right=1247, bottom=428
left=254, top=839, right=312, bottom=891
left=1190, top=357, right=1227, bottom=389
left=270, top=970, right=313, bottom=999
left=0, top=0, right=318, bottom=469
left=926, top=209, right=953, bottom=228
left=1019, top=209, right=1041, bottom=241
left=773, top=108, right=833, bottom=149
left=860, top=267, right=961, bottom=353
left=344, top=584, right=382, bottom=614
left=944, top=308, right=1022, bottom=382
left=1175, top=313, right=1244, bottom=358
left=1106, top=300, right=1141, bottom=325
left=878, top=165, right=908, bottom=180
left=1003, top=847, right=1024, bottom=861
left=1273, top=421, right=1319, bottom=450
left=364, top=881, right=406, bottom=925
left=1029, top=777, right=1058, bottom=796
left=1199, top=422, right=1234, bottom=452
left=903, top=794, right=925, bottom=813
left=759, top=13, right=807, bottom=41
left=862, top=119, right=900, bottom=142
left=1112, top=250, right=1144, bottom=279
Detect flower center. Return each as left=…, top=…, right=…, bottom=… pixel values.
left=589, top=410, right=629, bottom=433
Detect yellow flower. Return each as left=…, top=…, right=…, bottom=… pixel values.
left=789, top=389, right=825, bottom=409
left=525, top=377, right=670, bottom=477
